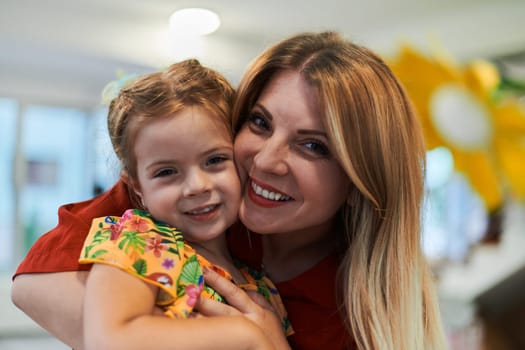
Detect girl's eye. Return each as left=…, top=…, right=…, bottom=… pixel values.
left=247, top=112, right=271, bottom=131
left=154, top=168, right=176, bottom=177
left=303, top=141, right=330, bottom=156
left=206, top=155, right=228, bottom=166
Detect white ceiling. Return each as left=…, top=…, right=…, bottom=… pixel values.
left=1, top=0, right=524, bottom=106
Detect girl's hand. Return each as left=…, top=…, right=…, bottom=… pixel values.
left=197, top=267, right=291, bottom=350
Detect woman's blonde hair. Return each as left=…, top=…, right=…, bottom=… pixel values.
left=233, top=31, right=447, bottom=350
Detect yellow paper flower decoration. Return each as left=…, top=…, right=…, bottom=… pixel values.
left=389, top=46, right=525, bottom=211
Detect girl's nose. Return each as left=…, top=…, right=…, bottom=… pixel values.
left=182, top=168, right=212, bottom=197
left=252, top=137, right=289, bottom=176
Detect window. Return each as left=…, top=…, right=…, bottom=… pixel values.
left=0, top=100, right=117, bottom=272
left=0, top=99, right=18, bottom=270
left=423, top=147, right=488, bottom=264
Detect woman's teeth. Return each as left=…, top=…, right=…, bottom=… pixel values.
left=251, top=182, right=291, bottom=201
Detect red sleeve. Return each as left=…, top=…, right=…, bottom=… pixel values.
left=13, top=180, right=133, bottom=279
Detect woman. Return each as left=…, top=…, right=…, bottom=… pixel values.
left=12, top=31, right=447, bottom=349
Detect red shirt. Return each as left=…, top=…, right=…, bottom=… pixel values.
left=14, top=180, right=351, bottom=349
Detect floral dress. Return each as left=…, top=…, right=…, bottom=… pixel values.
left=79, top=209, right=292, bottom=335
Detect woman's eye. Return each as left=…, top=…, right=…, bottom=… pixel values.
left=303, top=141, right=330, bottom=156
left=154, top=168, right=176, bottom=177
left=247, top=112, right=270, bottom=131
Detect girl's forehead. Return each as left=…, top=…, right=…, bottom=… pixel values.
left=137, top=107, right=230, bottom=140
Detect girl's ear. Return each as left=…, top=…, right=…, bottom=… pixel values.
left=120, top=169, right=129, bottom=184
left=121, top=170, right=146, bottom=210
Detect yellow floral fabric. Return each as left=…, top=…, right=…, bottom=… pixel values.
left=79, top=209, right=292, bottom=335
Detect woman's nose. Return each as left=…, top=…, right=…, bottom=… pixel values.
left=182, top=168, right=212, bottom=197
left=252, top=137, right=289, bottom=176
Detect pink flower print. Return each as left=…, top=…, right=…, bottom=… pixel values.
left=109, top=223, right=123, bottom=240
left=128, top=215, right=150, bottom=232
left=122, top=209, right=133, bottom=220
left=162, top=258, right=175, bottom=270
left=145, top=235, right=168, bottom=258
left=185, top=284, right=202, bottom=307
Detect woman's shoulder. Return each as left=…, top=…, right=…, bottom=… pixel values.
left=75, top=180, right=133, bottom=219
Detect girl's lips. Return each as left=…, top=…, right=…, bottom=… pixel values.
left=184, top=204, right=220, bottom=221
left=247, top=179, right=292, bottom=208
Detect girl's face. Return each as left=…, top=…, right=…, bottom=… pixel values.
left=234, top=70, right=350, bottom=236
left=132, top=106, right=241, bottom=244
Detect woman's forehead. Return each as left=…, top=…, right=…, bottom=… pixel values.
left=258, top=70, right=321, bottom=118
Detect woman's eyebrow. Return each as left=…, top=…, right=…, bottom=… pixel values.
left=253, top=103, right=273, bottom=120
left=297, top=129, right=327, bottom=138
left=255, top=103, right=327, bottom=137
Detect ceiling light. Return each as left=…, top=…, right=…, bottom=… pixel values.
left=169, top=8, right=220, bottom=36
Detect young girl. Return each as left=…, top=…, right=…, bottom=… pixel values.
left=79, top=59, right=291, bottom=350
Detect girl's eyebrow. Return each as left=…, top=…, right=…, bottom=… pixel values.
left=145, top=160, right=174, bottom=171
left=254, top=103, right=328, bottom=138
left=144, top=145, right=233, bottom=170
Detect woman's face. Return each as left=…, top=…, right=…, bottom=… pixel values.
left=234, top=70, right=350, bottom=236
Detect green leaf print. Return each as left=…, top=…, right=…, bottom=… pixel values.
left=92, top=229, right=110, bottom=244
left=173, top=233, right=185, bottom=251
left=154, top=225, right=184, bottom=245
left=133, top=259, right=148, bottom=276
left=90, top=249, right=108, bottom=259
left=167, top=247, right=180, bottom=256
left=257, top=286, right=271, bottom=300
left=118, top=231, right=146, bottom=254
left=179, top=255, right=202, bottom=285
left=176, top=284, right=186, bottom=298
left=83, top=244, right=93, bottom=258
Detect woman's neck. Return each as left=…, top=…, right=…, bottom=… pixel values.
left=261, top=221, right=338, bottom=282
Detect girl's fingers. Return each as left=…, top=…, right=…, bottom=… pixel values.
left=202, top=267, right=255, bottom=313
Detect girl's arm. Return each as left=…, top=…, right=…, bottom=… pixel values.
left=11, top=271, right=88, bottom=350
left=197, top=268, right=292, bottom=350
left=84, top=263, right=274, bottom=350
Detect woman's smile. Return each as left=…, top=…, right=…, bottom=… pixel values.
left=248, top=178, right=293, bottom=208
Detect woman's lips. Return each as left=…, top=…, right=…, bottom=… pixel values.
left=247, top=179, right=292, bottom=208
